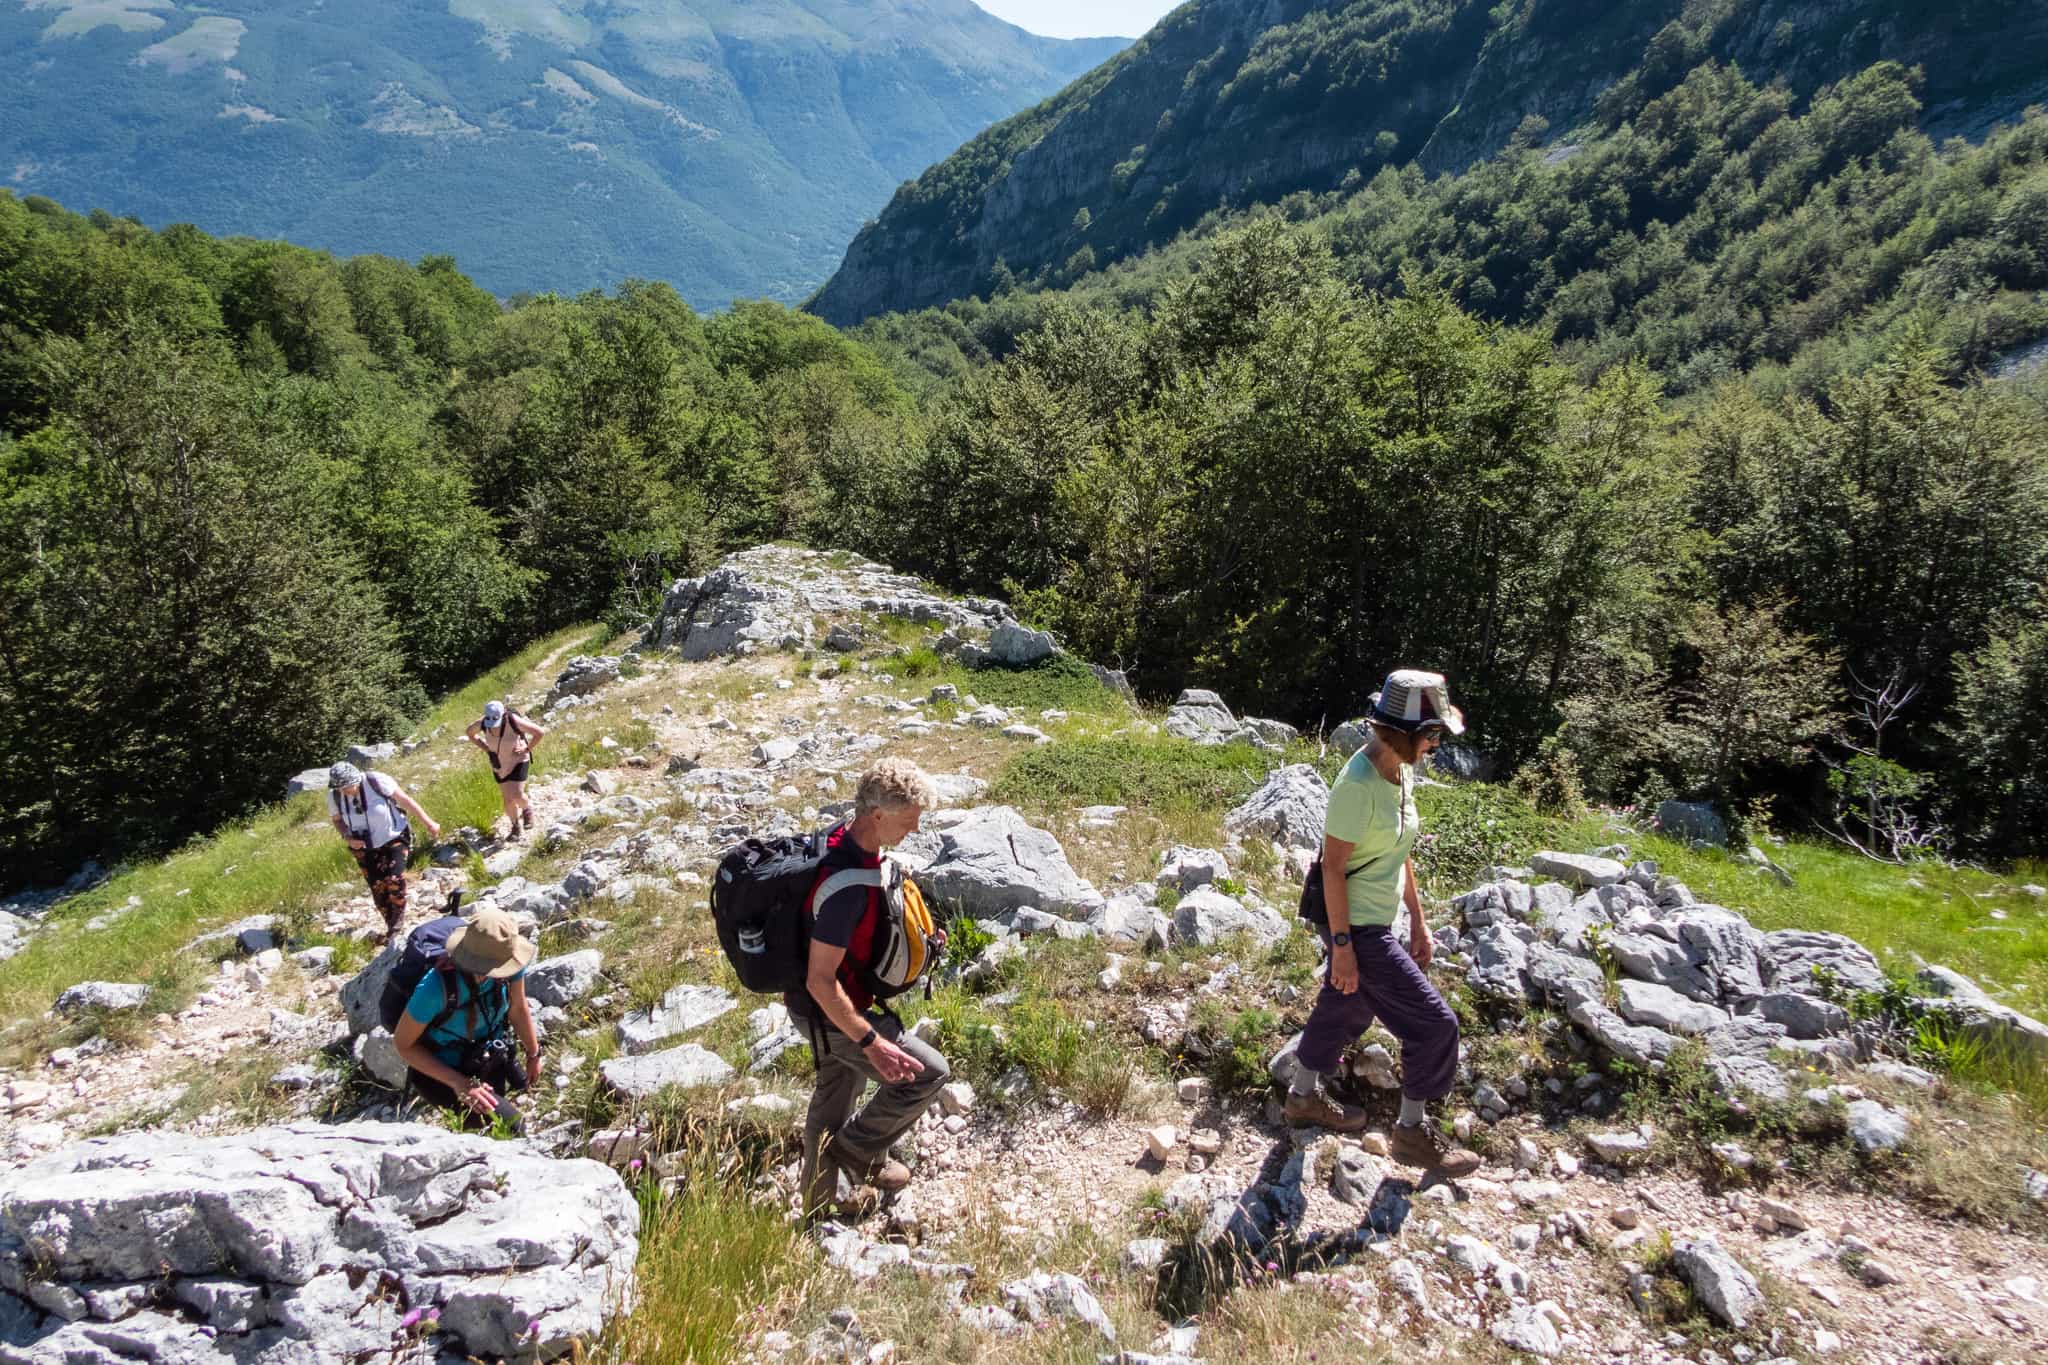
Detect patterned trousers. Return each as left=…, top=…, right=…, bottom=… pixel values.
left=351, top=835, right=412, bottom=937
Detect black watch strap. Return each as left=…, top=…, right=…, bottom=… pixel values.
left=856, top=1026, right=878, bottom=1049
left=1331, top=932, right=1352, bottom=946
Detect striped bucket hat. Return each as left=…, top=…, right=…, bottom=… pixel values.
left=1368, top=669, right=1466, bottom=735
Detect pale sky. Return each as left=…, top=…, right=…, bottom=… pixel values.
left=973, top=0, right=1181, bottom=40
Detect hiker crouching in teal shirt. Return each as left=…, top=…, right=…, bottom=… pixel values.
left=392, top=908, right=541, bottom=1134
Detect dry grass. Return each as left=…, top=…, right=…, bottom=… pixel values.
left=1193, top=1276, right=1400, bottom=1364
left=1858, top=1067, right=2048, bottom=1229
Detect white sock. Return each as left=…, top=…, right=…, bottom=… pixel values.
left=1397, top=1096, right=1427, bottom=1126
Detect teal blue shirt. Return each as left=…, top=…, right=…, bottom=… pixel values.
left=404, top=967, right=522, bottom=1069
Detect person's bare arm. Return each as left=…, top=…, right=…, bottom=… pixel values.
left=806, top=939, right=923, bottom=1082
left=507, top=977, right=542, bottom=1084
left=1403, top=858, right=1432, bottom=968
left=394, top=1006, right=498, bottom=1114
left=1322, top=835, right=1359, bottom=994
left=515, top=716, right=546, bottom=748
left=385, top=782, right=442, bottom=840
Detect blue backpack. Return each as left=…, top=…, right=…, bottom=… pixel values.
left=376, top=896, right=504, bottom=1036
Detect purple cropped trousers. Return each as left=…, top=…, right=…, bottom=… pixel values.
left=1295, top=923, right=1460, bottom=1100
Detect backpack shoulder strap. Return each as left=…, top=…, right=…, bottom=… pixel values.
left=418, top=964, right=469, bottom=1042
left=809, top=866, right=883, bottom=916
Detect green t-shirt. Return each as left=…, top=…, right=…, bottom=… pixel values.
left=1323, top=750, right=1418, bottom=927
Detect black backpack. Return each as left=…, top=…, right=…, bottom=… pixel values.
left=377, top=898, right=503, bottom=1037
left=711, top=829, right=831, bottom=993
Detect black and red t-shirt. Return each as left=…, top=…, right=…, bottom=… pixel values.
left=787, top=822, right=884, bottom=1018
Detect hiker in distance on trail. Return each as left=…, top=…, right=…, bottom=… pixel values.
left=466, top=699, right=547, bottom=839
left=327, top=761, right=440, bottom=945
left=1285, top=669, right=1483, bottom=1178
left=386, top=904, right=542, bottom=1135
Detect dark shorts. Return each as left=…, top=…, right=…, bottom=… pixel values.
left=408, top=1046, right=528, bottom=1134
left=494, top=761, right=530, bottom=785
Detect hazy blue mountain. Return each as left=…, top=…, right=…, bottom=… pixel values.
left=0, top=0, right=1125, bottom=305
left=809, top=0, right=2048, bottom=325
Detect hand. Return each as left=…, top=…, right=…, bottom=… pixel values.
left=425, top=820, right=442, bottom=839
left=862, top=1034, right=925, bottom=1084
left=461, top=1079, right=500, bottom=1116
left=1328, top=945, right=1360, bottom=995
left=1408, top=919, right=1434, bottom=970
left=930, top=929, right=947, bottom=950
left=347, top=837, right=366, bottom=851
left=524, top=1050, right=543, bottom=1086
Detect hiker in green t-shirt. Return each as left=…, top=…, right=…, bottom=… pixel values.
left=1284, top=669, right=1482, bottom=1178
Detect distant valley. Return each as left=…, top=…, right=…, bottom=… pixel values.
left=0, top=0, right=1125, bottom=305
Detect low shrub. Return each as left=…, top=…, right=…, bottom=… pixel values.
left=1412, top=781, right=1550, bottom=894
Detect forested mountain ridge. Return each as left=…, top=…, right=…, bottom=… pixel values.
left=850, top=62, right=2048, bottom=403
left=0, top=0, right=1124, bottom=307
left=809, top=0, right=2048, bottom=325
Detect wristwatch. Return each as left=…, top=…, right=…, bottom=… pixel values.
left=1331, top=932, right=1352, bottom=947
left=856, top=1026, right=878, bottom=1049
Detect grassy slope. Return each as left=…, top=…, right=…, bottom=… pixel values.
left=0, top=623, right=610, bottom=1030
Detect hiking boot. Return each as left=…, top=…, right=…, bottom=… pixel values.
left=836, top=1153, right=913, bottom=1194
left=802, top=1183, right=880, bottom=1226
left=1390, top=1120, right=1482, bottom=1177
left=1281, top=1086, right=1370, bottom=1132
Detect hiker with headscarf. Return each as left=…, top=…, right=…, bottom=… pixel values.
left=390, top=907, right=540, bottom=1134
left=1283, top=669, right=1482, bottom=1178
left=326, top=761, right=440, bottom=944
left=465, top=699, right=546, bottom=837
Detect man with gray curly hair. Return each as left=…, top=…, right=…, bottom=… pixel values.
left=854, top=756, right=938, bottom=820
left=794, top=756, right=949, bottom=1219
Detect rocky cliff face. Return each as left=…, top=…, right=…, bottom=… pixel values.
left=810, top=0, right=2048, bottom=325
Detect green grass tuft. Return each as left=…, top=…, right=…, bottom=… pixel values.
left=609, top=1148, right=812, bottom=1364
left=993, top=736, right=1274, bottom=812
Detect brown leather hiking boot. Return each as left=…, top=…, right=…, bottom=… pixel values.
left=1281, top=1087, right=1370, bottom=1132
left=835, top=1151, right=913, bottom=1194
left=1391, top=1120, right=1482, bottom=1177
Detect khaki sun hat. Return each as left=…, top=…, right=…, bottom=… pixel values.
left=445, top=908, right=537, bottom=979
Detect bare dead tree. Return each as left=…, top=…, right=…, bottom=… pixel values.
left=1820, top=663, right=1937, bottom=863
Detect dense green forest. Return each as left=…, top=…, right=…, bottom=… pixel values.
left=0, top=192, right=915, bottom=881
left=835, top=221, right=2048, bottom=865
left=5, top=50, right=2048, bottom=886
